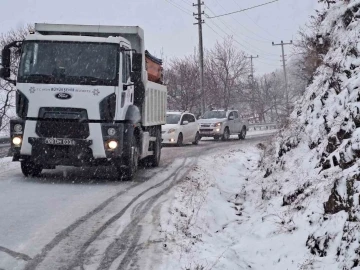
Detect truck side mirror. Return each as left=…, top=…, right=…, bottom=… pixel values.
left=132, top=53, right=142, bottom=73
left=0, top=47, right=11, bottom=79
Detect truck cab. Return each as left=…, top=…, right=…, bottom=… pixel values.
left=198, top=109, right=247, bottom=141
left=0, top=24, right=167, bottom=180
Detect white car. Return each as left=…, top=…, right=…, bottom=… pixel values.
left=162, top=112, right=200, bottom=146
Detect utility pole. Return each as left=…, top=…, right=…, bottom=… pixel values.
left=245, top=55, right=259, bottom=120
left=272, top=40, right=293, bottom=116
left=193, top=0, right=205, bottom=115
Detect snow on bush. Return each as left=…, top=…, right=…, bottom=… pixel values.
left=258, top=1, right=360, bottom=268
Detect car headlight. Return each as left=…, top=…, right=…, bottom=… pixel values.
left=211, top=122, right=222, bottom=127
left=168, top=128, right=177, bottom=134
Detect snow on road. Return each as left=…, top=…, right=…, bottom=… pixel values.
left=0, top=131, right=275, bottom=270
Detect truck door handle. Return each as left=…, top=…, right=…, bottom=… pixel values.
left=123, top=84, right=134, bottom=91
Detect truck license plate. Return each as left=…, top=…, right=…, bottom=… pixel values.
left=44, top=138, right=76, bottom=146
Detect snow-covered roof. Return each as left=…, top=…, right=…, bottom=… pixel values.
left=25, top=33, right=125, bottom=44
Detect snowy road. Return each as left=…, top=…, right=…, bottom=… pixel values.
left=0, top=132, right=274, bottom=270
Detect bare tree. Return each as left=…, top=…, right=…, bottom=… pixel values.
left=0, top=25, right=33, bottom=132
left=166, top=54, right=201, bottom=113
left=205, top=37, right=249, bottom=110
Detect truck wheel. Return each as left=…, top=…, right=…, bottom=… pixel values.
left=147, top=127, right=161, bottom=167
left=221, top=127, right=230, bottom=141
left=238, top=127, right=247, bottom=140
left=21, top=160, right=43, bottom=177
left=120, top=136, right=139, bottom=181
left=176, top=133, right=183, bottom=147
left=192, top=132, right=200, bottom=145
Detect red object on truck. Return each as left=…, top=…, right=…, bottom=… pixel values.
left=145, top=50, right=163, bottom=84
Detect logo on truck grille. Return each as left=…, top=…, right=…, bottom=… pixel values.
left=55, top=92, right=72, bottom=100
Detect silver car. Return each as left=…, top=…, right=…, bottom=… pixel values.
left=198, top=110, right=248, bottom=141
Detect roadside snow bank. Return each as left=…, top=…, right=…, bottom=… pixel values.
left=256, top=1, right=360, bottom=269
left=149, top=141, right=343, bottom=269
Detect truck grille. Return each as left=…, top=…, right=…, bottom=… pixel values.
left=36, top=108, right=90, bottom=139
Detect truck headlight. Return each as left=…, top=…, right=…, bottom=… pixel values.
left=12, top=136, right=22, bottom=146
left=168, top=128, right=177, bottom=134
left=108, top=140, right=118, bottom=150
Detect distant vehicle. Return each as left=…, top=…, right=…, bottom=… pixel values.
left=1, top=23, right=167, bottom=180
left=162, top=112, right=200, bottom=146
left=198, top=109, right=248, bottom=141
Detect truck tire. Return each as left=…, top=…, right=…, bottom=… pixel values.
left=147, top=127, right=161, bottom=167
left=221, top=127, right=230, bottom=141
left=238, top=126, right=247, bottom=140
left=141, top=126, right=161, bottom=168
left=119, top=135, right=139, bottom=181
left=21, top=160, right=43, bottom=177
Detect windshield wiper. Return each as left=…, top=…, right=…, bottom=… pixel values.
left=23, top=74, right=55, bottom=83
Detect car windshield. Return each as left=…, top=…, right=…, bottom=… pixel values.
left=166, top=114, right=181, bottom=124
left=202, top=111, right=227, bottom=119
left=18, top=41, right=119, bottom=86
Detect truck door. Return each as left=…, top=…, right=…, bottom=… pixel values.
left=117, top=45, right=133, bottom=120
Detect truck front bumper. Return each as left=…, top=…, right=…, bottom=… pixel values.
left=10, top=119, right=134, bottom=167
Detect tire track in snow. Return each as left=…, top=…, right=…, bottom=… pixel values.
left=96, top=159, right=197, bottom=270
left=24, top=162, right=174, bottom=270
left=0, top=246, right=32, bottom=262
left=63, top=158, right=189, bottom=269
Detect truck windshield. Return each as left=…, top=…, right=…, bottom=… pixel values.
left=18, top=41, right=119, bottom=86
left=166, top=114, right=181, bottom=124
left=202, top=111, right=227, bottom=119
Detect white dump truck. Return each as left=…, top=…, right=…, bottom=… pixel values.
left=0, top=23, right=167, bottom=180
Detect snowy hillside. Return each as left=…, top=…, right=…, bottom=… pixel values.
left=147, top=2, right=360, bottom=269
left=259, top=1, right=360, bottom=268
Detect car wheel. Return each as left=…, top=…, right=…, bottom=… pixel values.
left=221, top=127, right=230, bottom=141
left=21, top=160, right=43, bottom=177
left=238, top=126, right=247, bottom=140
left=177, top=133, right=183, bottom=147
left=193, top=132, right=200, bottom=145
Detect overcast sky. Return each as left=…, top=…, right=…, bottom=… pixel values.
left=1, top=0, right=317, bottom=75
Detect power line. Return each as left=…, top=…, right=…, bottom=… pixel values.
left=204, top=4, right=269, bottom=44
left=209, top=0, right=274, bottom=43
left=165, top=0, right=193, bottom=15
left=207, top=0, right=278, bottom=19
left=231, top=0, right=280, bottom=40
left=204, top=16, right=278, bottom=60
